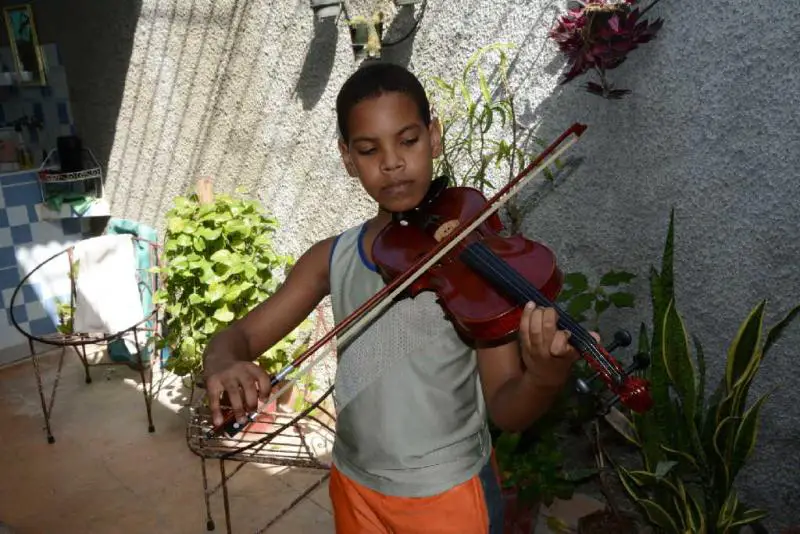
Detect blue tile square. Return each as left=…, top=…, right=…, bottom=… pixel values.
left=2, top=183, right=41, bottom=206
left=29, top=316, right=56, bottom=336
left=60, top=218, right=81, bottom=236
left=0, top=266, right=20, bottom=290
left=9, top=304, right=27, bottom=324
left=25, top=204, right=37, bottom=223
left=22, top=284, right=37, bottom=303
left=57, top=102, right=70, bottom=124
left=0, top=246, right=14, bottom=269
left=0, top=208, right=8, bottom=228
left=10, top=225, right=32, bottom=245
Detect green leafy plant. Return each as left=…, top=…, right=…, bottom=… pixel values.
left=607, top=209, right=800, bottom=533
left=557, top=270, right=636, bottom=334
left=153, top=190, right=307, bottom=379
left=494, top=421, right=598, bottom=507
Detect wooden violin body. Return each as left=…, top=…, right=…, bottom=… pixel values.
left=373, top=186, right=563, bottom=344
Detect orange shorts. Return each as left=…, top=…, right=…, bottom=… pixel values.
left=328, top=456, right=505, bottom=534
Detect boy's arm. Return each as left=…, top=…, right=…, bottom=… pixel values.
left=203, top=236, right=335, bottom=426
left=476, top=303, right=590, bottom=432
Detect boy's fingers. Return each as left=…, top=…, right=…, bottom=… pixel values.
left=249, top=365, right=272, bottom=401
left=206, top=378, right=224, bottom=426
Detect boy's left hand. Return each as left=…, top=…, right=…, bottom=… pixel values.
left=518, top=301, right=597, bottom=388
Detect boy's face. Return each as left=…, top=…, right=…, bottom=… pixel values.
left=339, top=91, right=442, bottom=214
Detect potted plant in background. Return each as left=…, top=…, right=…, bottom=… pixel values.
left=153, top=183, right=313, bottom=405
left=603, top=210, right=799, bottom=532
left=348, top=11, right=384, bottom=59
left=549, top=0, right=664, bottom=99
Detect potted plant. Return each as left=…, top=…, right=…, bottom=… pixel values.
left=153, top=185, right=306, bottom=390
left=605, top=210, right=799, bottom=532
left=549, top=0, right=664, bottom=98
left=348, top=12, right=384, bottom=59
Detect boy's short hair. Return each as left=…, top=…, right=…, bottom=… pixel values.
left=336, top=61, right=432, bottom=144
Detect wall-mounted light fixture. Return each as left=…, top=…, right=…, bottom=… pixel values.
left=310, top=0, right=342, bottom=20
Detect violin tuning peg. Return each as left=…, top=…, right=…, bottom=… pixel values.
left=623, top=352, right=651, bottom=376
left=604, top=329, right=632, bottom=352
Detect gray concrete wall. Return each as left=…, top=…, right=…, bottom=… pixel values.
left=46, top=0, right=800, bottom=529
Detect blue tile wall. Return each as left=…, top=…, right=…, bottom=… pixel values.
left=0, top=43, right=74, bottom=168
left=0, top=169, right=94, bottom=350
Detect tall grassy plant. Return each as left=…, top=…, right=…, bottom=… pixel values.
left=422, top=43, right=565, bottom=232
left=608, top=209, right=800, bottom=533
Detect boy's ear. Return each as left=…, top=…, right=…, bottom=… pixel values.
left=429, top=117, right=443, bottom=159
left=338, top=139, right=358, bottom=177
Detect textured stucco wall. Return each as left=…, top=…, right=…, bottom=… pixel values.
left=87, top=0, right=798, bottom=528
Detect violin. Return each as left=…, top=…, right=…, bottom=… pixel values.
left=373, top=180, right=652, bottom=414
left=208, top=123, right=652, bottom=441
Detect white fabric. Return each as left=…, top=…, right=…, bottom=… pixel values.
left=73, top=234, right=145, bottom=334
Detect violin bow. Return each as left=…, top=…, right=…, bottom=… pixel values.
left=207, top=123, right=588, bottom=438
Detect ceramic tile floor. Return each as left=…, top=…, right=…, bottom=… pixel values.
left=0, top=347, right=334, bottom=534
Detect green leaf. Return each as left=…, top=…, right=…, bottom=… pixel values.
left=167, top=216, right=186, bottom=234
left=599, top=270, right=636, bottom=286
left=730, top=392, right=771, bottom=481
left=566, top=293, right=594, bottom=320
left=198, top=227, right=221, bottom=241
left=609, top=291, right=635, bottom=308
left=593, top=298, right=610, bottom=315
left=763, top=302, right=800, bottom=355
left=210, top=249, right=234, bottom=265
left=563, top=272, right=588, bottom=293
left=213, top=306, right=235, bottom=323
left=638, top=499, right=682, bottom=533
left=654, top=460, right=678, bottom=478
left=729, top=507, right=768, bottom=528
left=725, top=300, right=766, bottom=391
left=661, top=299, right=697, bottom=425
left=204, top=284, right=225, bottom=304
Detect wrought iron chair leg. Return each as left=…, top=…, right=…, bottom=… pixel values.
left=200, top=457, right=215, bottom=531
left=220, top=460, right=232, bottom=534
left=77, top=344, right=92, bottom=384
left=30, top=341, right=67, bottom=444
left=132, top=329, right=156, bottom=433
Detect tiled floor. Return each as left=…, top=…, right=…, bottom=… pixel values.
left=0, top=346, right=610, bottom=534
left=0, top=347, right=334, bottom=533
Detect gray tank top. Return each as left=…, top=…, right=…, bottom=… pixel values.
left=328, top=222, right=491, bottom=497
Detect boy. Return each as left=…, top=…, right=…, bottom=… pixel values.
left=202, top=62, right=588, bottom=533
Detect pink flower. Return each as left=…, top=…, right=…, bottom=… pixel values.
left=549, top=0, right=663, bottom=98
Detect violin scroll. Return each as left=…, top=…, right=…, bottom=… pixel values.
left=574, top=329, right=653, bottom=414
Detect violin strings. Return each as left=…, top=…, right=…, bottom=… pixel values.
left=462, top=241, right=597, bottom=346
left=465, top=242, right=619, bottom=380
left=461, top=242, right=622, bottom=381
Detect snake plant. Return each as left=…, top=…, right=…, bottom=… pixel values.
left=607, top=209, right=800, bottom=533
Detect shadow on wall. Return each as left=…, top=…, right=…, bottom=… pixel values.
left=293, top=17, right=339, bottom=111
left=502, top=1, right=800, bottom=531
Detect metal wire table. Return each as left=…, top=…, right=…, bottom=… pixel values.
left=186, top=385, right=336, bottom=533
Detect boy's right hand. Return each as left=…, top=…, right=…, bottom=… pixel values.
left=204, top=355, right=272, bottom=427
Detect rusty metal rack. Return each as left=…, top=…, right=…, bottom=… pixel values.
left=185, top=385, right=336, bottom=533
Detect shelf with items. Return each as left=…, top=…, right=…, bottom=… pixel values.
left=36, top=147, right=103, bottom=204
